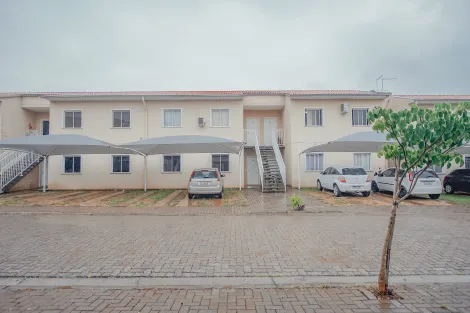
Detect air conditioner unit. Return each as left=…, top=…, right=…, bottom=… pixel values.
left=198, top=117, right=206, bottom=127
left=341, top=102, right=349, bottom=114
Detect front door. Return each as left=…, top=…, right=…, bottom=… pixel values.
left=263, top=117, right=277, bottom=146
left=41, top=120, right=49, bottom=135
left=246, top=118, right=259, bottom=146
left=246, top=156, right=260, bottom=185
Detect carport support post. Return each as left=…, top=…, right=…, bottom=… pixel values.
left=144, top=155, right=148, bottom=192
left=298, top=142, right=301, bottom=190
left=239, top=151, right=242, bottom=190
left=42, top=156, right=48, bottom=193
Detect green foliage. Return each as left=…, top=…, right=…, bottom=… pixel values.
left=289, top=193, right=303, bottom=209
left=369, top=102, right=470, bottom=173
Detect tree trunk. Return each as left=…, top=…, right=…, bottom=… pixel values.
left=378, top=202, right=398, bottom=294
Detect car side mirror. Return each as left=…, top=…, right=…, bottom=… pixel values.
left=378, top=173, right=383, bottom=177
left=374, top=172, right=377, bottom=176
left=319, top=171, right=324, bottom=175
left=221, top=174, right=226, bottom=177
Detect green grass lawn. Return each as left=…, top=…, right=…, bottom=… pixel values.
left=440, top=193, right=470, bottom=205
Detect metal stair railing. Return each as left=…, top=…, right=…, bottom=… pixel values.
left=0, top=150, right=43, bottom=192
left=272, top=129, right=286, bottom=192
left=253, top=130, right=265, bottom=192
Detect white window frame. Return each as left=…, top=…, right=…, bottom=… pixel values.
left=430, top=164, right=443, bottom=174
left=162, top=154, right=182, bottom=173
left=351, top=108, right=369, bottom=126
left=211, top=154, right=230, bottom=172
left=111, top=110, right=131, bottom=128
left=305, top=153, right=324, bottom=172
left=162, top=108, right=183, bottom=128
left=353, top=153, right=372, bottom=171
left=62, top=155, right=82, bottom=174
left=304, top=108, right=324, bottom=127
left=110, top=155, right=131, bottom=174
left=63, top=110, right=83, bottom=129
left=210, top=108, right=231, bottom=127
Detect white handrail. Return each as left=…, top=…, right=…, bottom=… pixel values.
left=253, top=130, right=265, bottom=192
left=0, top=150, right=42, bottom=191
left=272, top=129, right=286, bottom=192
left=274, top=129, right=285, bottom=146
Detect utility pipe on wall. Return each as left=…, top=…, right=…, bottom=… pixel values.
left=141, top=96, right=148, bottom=192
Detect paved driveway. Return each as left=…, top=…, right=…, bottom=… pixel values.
left=1, top=211, right=469, bottom=278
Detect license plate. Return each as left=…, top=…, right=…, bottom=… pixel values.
left=352, top=185, right=362, bottom=188
left=423, top=182, right=433, bottom=185
left=198, top=181, right=210, bottom=185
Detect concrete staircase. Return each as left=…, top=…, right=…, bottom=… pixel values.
left=259, top=146, right=284, bottom=193
left=0, top=150, right=43, bottom=193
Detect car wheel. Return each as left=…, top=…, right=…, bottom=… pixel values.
left=333, top=184, right=342, bottom=197
left=188, top=193, right=193, bottom=199
left=362, top=191, right=371, bottom=197
left=444, top=184, right=454, bottom=194
left=371, top=181, right=379, bottom=192
left=429, top=194, right=441, bottom=200
left=317, top=180, right=323, bottom=191
left=398, top=186, right=407, bottom=198
left=218, top=192, right=223, bottom=199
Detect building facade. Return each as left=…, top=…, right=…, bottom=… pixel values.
left=0, top=90, right=469, bottom=191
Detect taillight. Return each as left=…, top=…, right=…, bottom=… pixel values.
left=366, top=176, right=371, bottom=182
left=216, top=171, right=220, bottom=182
left=189, top=170, right=195, bottom=182
left=408, top=171, right=413, bottom=182
left=339, top=176, right=346, bottom=183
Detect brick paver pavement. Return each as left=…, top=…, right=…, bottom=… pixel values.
left=1, top=212, right=469, bottom=278
left=1, top=284, right=469, bottom=313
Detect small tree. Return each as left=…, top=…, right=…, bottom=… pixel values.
left=368, top=102, right=470, bottom=294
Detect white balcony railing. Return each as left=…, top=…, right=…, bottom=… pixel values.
left=244, top=128, right=284, bottom=146
left=25, top=129, right=40, bottom=136
left=272, top=129, right=286, bottom=192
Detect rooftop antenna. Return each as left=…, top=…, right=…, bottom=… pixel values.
left=375, top=75, right=383, bottom=92
left=381, top=77, right=398, bottom=91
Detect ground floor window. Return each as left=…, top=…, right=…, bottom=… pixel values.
left=112, top=155, right=130, bottom=173
left=212, top=154, right=230, bottom=172
left=163, top=155, right=181, bottom=172
left=465, top=156, right=470, bottom=169
left=64, top=156, right=81, bottom=174
left=353, top=153, right=371, bottom=171
left=306, top=153, right=323, bottom=171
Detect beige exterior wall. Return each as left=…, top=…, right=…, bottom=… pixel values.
left=47, top=99, right=245, bottom=189
left=288, top=98, right=389, bottom=187
left=0, top=97, right=36, bottom=139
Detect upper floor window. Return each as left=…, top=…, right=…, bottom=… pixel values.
left=354, top=153, right=371, bottom=171
left=212, top=154, right=230, bottom=172
left=163, top=109, right=182, bottom=127
left=163, top=155, right=181, bottom=173
left=64, top=156, right=81, bottom=174
left=305, top=108, right=323, bottom=126
left=306, top=153, right=324, bottom=171
left=430, top=164, right=443, bottom=174
left=113, top=110, right=130, bottom=128
left=352, top=109, right=369, bottom=126
left=211, top=109, right=230, bottom=127
left=64, top=110, right=82, bottom=128
left=112, top=155, right=130, bottom=173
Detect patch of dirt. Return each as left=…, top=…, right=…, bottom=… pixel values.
left=367, top=286, right=403, bottom=300
left=81, top=191, right=125, bottom=206
left=135, top=190, right=173, bottom=207
left=168, top=190, right=187, bottom=207
left=103, top=190, right=145, bottom=207
left=223, top=189, right=249, bottom=207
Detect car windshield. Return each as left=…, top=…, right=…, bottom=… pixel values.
left=192, top=170, right=217, bottom=179
left=412, top=170, right=437, bottom=179
left=342, top=168, right=367, bottom=175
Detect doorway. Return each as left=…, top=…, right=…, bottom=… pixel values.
left=246, top=118, right=259, bottom=146
left=41, top=120, right=49, bottom=135
left=263, top=117, right=277, bottom=146
left=246, top=156, right=260, bottom=185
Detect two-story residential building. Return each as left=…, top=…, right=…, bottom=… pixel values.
left=0, top=90, right=468, bottom=193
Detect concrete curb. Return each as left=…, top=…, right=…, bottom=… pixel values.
left=1, top=275, right=469, bottom=289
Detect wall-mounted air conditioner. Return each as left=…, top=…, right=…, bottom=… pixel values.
left=198, top=117, right=206, bottom=127
left=341, top=102, right=349, bottom=114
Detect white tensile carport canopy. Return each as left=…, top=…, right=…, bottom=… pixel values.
left=298, top=131, right=397, bottom=189
left=0, top=134, right=245, bottom=192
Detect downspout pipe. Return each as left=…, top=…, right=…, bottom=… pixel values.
left=141, top=96, right=148, bottom=191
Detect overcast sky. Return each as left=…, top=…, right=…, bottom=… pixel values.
left=1, top=0, right=469, bottom=94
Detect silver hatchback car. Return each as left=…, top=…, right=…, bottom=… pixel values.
left=188, top=168, right=225, bottom=198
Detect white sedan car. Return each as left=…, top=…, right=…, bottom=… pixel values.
left=317, top=165, right=371, bottom=197
left=371, top=167, right=442, bottom=199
